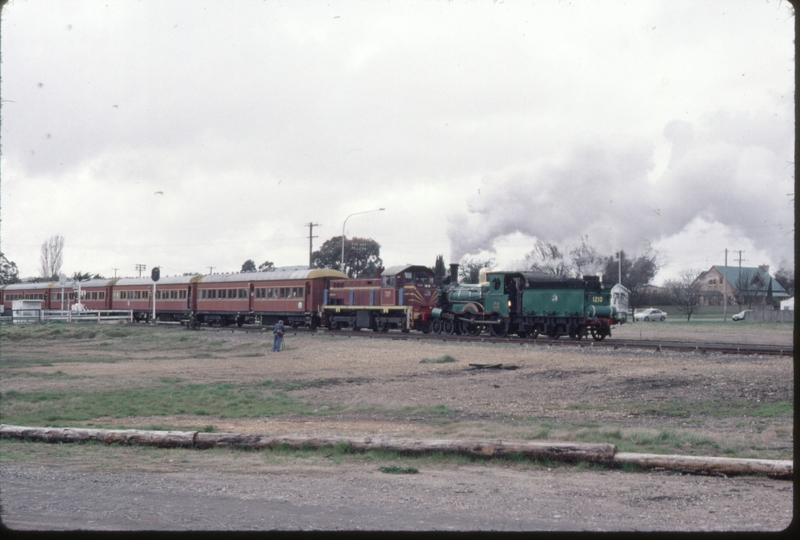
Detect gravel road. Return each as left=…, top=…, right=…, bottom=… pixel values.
left=1, top=463, right=792, bottom=531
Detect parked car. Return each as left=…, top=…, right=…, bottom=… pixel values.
left=732, top=310, right=754, bottom=321
left=634, top=308, right=667, bottom=322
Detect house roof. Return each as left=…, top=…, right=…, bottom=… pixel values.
left=710, top=266, right=789, bottom=297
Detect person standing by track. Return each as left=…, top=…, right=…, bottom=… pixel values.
left=272, top=320, right=286, bottom=352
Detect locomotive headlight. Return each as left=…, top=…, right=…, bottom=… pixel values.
left=508, top=300, right=512, bottom=307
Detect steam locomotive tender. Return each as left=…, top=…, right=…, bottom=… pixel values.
left=431, top=264, right=624, bottom=340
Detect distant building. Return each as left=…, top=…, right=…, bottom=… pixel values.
left=780, top=297, right=794, bottom=311
left=610, top=283, right=630, bottom=313
left=695, top=265, right=789, bottom=307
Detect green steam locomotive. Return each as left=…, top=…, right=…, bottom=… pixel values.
left=430, top=264, right=625, bottom=340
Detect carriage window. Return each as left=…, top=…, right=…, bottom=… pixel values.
left=179, top=290, right=187, bottom=299
left=170, top=290, right=177, bottom=299
left=239, top=289, right=247, bottom=299
left=228, top=289, right=236, bottom=299
left=156, top=291, right=162, bottom=299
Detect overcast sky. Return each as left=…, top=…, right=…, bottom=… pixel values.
left=1, top=0, right=794, bottom=283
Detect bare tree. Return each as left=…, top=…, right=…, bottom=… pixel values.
left=39, top=235, right=65, bottom=280
left=568, top=236, right=605, bottom=277
left=665, top=269, right=704, bottom=321
left=524, top=240, right=570, bottom=276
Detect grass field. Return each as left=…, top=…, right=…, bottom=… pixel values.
left=0, top=322, right=793, bottom=462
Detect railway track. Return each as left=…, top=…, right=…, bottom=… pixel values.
left=159, top=322, right=793, bottom=357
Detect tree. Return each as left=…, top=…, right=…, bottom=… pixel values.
left=774, top=266, right=794, bottom=297
left=665, top=269, right=703, bottom=321
left=567, top=236, right=605, bottom=277
left=434, top=255, right=446, bottom=286
left=524, top=240, right=570, bottom=276
left=258, top=261, right=275, bottom=272
left=601, top=247, right=661, bottom=311
left=0, top=252, right=20, bottom=285
left=241, top=259, right=257, bottom=272
left=734, top=270, right=757, bottom=309
left=71, top=271, right=104, bottom=281
left=523, top=236, right=604, bottom=277
left=39, top=235, right=65, bottom=280
left=311, top=236, right=382, bottom=278
left=459, top=257, right=495, bottom=283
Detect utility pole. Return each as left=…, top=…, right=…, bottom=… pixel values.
left=723, top=249, right=728, bottom=322
left=135, top=264, right=146, bottom=278
left=307, top=222, right=320, bottom=269
left=207, top=267, right=214, bottom=275
left=112, top=268, right=118, bottom=279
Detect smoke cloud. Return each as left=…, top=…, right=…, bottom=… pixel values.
left=447, top=106, right=794, bottom=269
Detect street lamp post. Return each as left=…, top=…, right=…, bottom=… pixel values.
left=341, top=208, right=385, bottom=274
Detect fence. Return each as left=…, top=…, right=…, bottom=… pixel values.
left=748, top=310, right=794, bottom=323
left=5, top=309, right=133, bottom=324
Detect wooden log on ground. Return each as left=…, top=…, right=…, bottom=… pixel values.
left=194, top=432, right=617, bottom=463
left=614, top=452, right=794, bottom=480
left=1, top=425, right=791, bottom=479
left=0, top=425, right=195, bottom=448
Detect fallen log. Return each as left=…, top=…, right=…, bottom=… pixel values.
left=614, top=452, right=794, bottom=480
left=0, top=424, right=792, bottom=479
left=194, top=433, right=617, bottom=463
left=0, top=425, right=195, bottom=448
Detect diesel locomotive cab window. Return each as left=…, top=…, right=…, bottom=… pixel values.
left=382, top=276, right=395, bottom=286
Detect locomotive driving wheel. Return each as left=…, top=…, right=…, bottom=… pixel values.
left=463, top=321, right=481, bottom=336
left=442, top=319, right=455, bottom=335
left=489, top=315, right=509, bottom=338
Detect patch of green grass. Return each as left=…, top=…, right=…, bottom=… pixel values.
left=379, top=465, right=419, bottom=474
left=255, top=379, right=329, bottom=391
left=0, top=379, right=335, bottom=426
left=420, top=355, right=457, bottom=364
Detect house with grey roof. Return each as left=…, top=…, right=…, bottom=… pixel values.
left=695, top=265, right=789, bottom=308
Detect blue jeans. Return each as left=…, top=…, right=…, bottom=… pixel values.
left=272, top=334, right=283, bottom=351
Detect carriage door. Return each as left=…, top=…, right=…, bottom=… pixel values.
left=249, top=284, right=255, bottom=311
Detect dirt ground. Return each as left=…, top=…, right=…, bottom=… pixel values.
left=0, top=322, right=794, bottom=531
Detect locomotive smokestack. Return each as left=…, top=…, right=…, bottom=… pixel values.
left=449, top=263, right=459, bottom=285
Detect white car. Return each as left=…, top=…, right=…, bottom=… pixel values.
left=732, top=310, right=754, bottom=321
left=634, top=308, right=667, bottom=322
